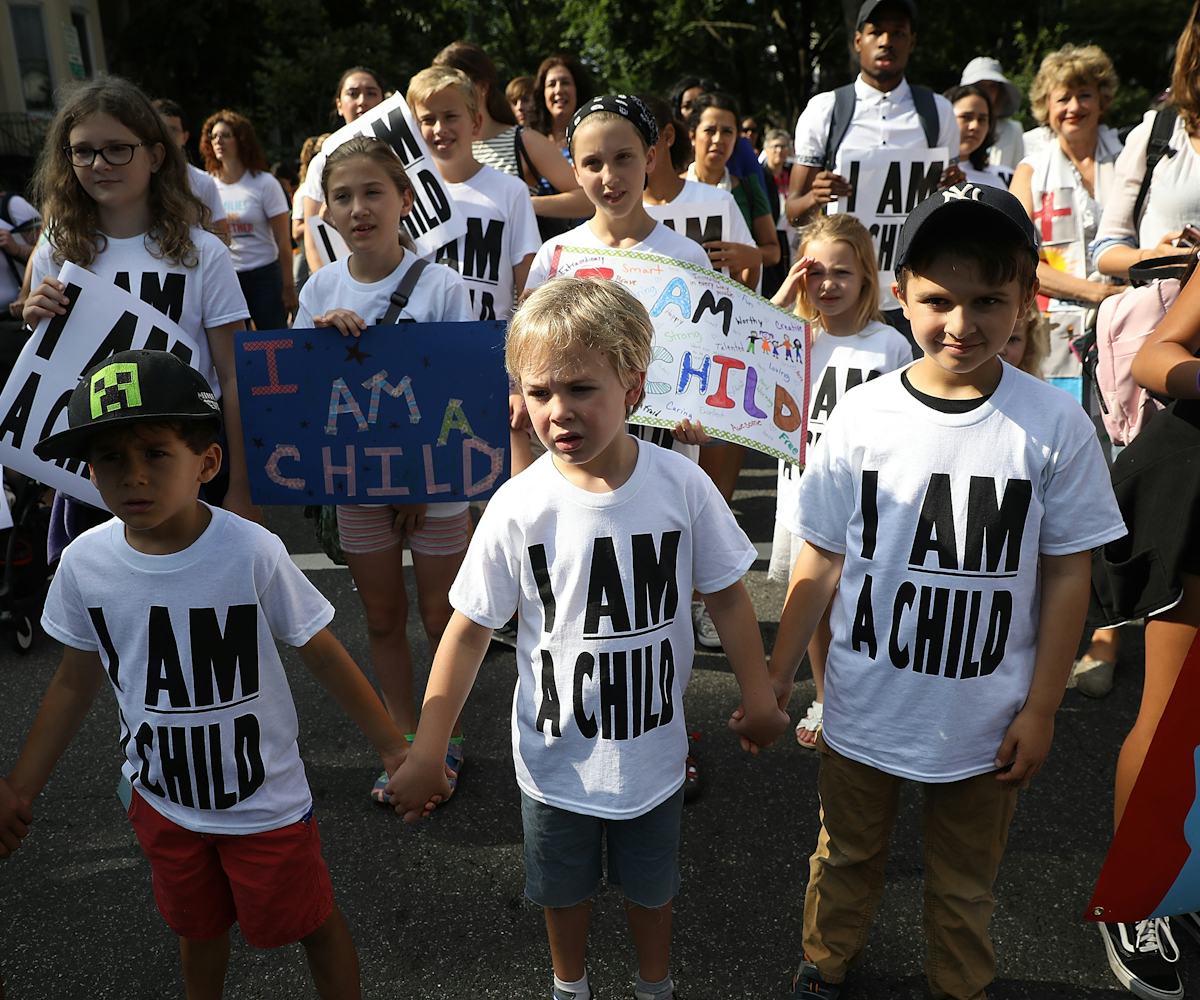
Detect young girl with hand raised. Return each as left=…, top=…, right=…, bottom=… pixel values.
left=768, top=214, right=911, bottom=748
left=294, top=136, right=473, bottom=805
left=22, top=75, right=256, bottom=549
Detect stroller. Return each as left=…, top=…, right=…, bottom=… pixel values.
left=0, top=466, right=52, bottom=654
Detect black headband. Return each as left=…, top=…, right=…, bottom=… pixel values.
left=566, top=94, right=659, bottom=151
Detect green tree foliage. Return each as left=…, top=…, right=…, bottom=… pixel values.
left=96, top=0, right=1195, bottom=165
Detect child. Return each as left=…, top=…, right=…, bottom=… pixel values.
left=22, top=76, right=256, bottom=536
left=386, top=278, right=790, bottom=1000
left=1000, top=302, right=1050, bottom=378
left=770, top=184, right=1126, bottom=999
left=407, top=66, right=541, bottom=322
left=0, top=349, right=409, bottom=999
left=522, top=95, right=723, bottom=651
left=294, top=135, right=473, bottom=805
left=767, top=214, right=911, bottom=750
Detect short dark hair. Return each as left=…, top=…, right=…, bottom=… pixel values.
left=944, top=84, right=995, bottom=170
left=686, top=91, right=739, bottom=133
left=85, top=418, right=221, bottom=460
left=896, top=213, right=1037, bottom=295
left=152, top=97, right=184, bottom=121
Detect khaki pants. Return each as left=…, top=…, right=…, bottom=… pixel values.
left=803, top=734, right=1018, bottom=1000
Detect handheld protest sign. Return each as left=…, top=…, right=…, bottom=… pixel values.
left=0, top=263, right=205, bottom=509
left=548, top=247, right=811, bottom=464
left=832, top=146, right=948, bottom=308
left=307, top=216, right=349, bottom=266
left=319, top=91, right=466, bottom=258
left=1086, top=633, right=1200, bottom=923
left=235, top=322, right=509, bottom=505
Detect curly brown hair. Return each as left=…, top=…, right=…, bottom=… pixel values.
left=1171, top=1, right=1200, bottom=134
left=33, top=76, right=208, bottom=269
left=34, top=75, right=208, bottom=267
left=199, top=109, right=269, bottom=175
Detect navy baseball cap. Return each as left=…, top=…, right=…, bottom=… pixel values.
left=856, top=0, right=917, bottom=29
left=35, top=350, right=221, bottom=461
left=895, top=182, right=1040, bottom=273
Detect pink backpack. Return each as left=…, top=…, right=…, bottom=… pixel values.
left=1094, top=255, right=1193, bottom=445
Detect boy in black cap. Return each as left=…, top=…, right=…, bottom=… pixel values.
left=0, top=350, right=409, bottom=998
left=768, top=185, right=1126, bottom=998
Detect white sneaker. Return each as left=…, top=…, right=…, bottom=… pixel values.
left=692, top=601, right=722, bottom=649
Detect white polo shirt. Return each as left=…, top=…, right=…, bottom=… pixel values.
left=793, top=76, right=959, bottom=169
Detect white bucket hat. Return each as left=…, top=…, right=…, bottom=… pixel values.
left=960, top=56, right=1022, bottom=118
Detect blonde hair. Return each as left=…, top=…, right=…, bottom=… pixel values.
left=321, top=136, right=417, bottom=251
left=299, top=132, right=330, bottom=184
left=1030, top=44, right=1119, bottom=125
left=406, top=66, right=479, bottom=119
left=794, top=215, right=881, bottom=333
left=1013, top=305, right=1050, bottom=378
left=507, top=278, right=653, bottom=409
left=33, top=75, right=208, bottom=269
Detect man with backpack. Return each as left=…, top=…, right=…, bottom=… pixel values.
left=785, top=0, right=961, bottom=337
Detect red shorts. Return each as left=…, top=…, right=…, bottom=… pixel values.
left=127, top=790, right=334, bottom=948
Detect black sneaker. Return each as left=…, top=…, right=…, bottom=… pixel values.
left=1099, top=919, right=1182, bottom=1000
left=789, top=960, right=841, bottom=997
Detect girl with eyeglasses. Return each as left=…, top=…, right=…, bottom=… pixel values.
left=22, top=75, right=257, bottom=552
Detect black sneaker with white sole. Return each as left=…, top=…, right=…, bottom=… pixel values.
left=1099, top=918, right=1182, bottom=1000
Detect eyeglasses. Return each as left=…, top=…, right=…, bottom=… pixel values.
left=209, top=132, right=235, bottom=142
left=63, top=142, right=149, bottom=167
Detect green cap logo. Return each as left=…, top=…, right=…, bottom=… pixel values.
left=89, top=362, right=143, bottom=419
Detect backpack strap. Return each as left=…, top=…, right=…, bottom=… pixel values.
left=381, top=257, right=429, bottom=325
left=909, top=85, right=940, bottom=150
left=515, top=126, right=540, bottom=189
left=1132, top=107, right=1179, bottom=226
left=822, top=85, right=857, bottom=172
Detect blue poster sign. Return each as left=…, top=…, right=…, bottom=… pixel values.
left=236, top=322, right=509, bottom=505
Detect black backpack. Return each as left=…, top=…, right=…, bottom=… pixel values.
left=1132, top=107, right=1179, bottom=226
left=821, top=83, right=940, bottom=171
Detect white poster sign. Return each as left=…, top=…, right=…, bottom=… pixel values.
left=319, top=91, right=467, bottom=258
left=307, top=216, right=349, bottom=266
left=0, top=263, right=204, bottom=508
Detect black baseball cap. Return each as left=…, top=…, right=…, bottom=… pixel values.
left=35, top=350, right=222, bottom=461
left=895, top=182, right=1040, bottom=273
left=856, top=0, right=917, bottom=29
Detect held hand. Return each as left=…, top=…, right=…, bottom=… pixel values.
left=770, top=671, right=795, bottom=713
left=727, top=696, right=791, bottom=755
left=282, top=285, right=299, bottom=318
left=671, top=418, right=712, bottom=447
left=0, top=229, right=17, bottom=254
left=810, top=171, right=852, bottom=206
left=994, top=707, right=1055, bottom=788
left=22, top=277, right=69, bottom=327
left=314, top=308, right=367, bottom=338
left=0, top=777, right=33, bottom=859
left=379, top=741, right=409, bottom=784
left=393, top=503, right=428, bottom=538
left=703, top=241, right=761, bottom=273
left=386, top=753, right=452, bottom=824
left=940, top=163, right=967, bottom=188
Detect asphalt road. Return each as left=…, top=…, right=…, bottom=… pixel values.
left=0, top=450, right=1188, bottom=999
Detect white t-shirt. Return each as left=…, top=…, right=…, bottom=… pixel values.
left=962, top=163, right=1008, bottom=189
left=1093, top=110, right=1200, bottom=268
left=776, top=321, right=912, bottom=530
left=188, top=164, right=227, bottom=225
left=451, top=438, right=756, bottom=818
left=31, top=227, right=249, bottom=396
left=788, top=366, right=1126, bottom=782
left=525, top=219, right=712, bottom=292
left=654, top=180, right=756, bottom=248
left=435, top=165, right=540, bottom=321
left=214, top=170, right=290, bottom=272
left=0, top=193, right=39, bottom=306
left=41, top=507, right=334, bottom=834
left=299, top=148, right=328, bottom=209
left=294, top=252, right=474, bottom=517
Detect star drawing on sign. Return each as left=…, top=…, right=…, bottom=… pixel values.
left=422, top=356, right=431, bottom=368
left=389, top=421, right=400, bottom=429
left=304, top=341, right=314, bottom=352
left=252, top=437, right=264, bottom=449
left=300, top=419, right=309, bottom=429
left=345, top=342, right=372, bottom=364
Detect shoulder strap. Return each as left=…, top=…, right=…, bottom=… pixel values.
left=909, top=85, right=940, bottom=149
left=1133, top=107, right=1179, bottom=225
left=515, top=126, right=539, bottom=183
left=822, top=85, right=857, bottom=172
left=381, top=257, right=430, bottom=325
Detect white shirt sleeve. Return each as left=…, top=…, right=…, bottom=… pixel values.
left=1039, top=414, right=1128, bottom=555
left=448, top=495, right=523, bottom=628
left=40, top=554, right=100, bottom=651
left=508, top=184, right=543, bottom=265
left=794, top=92, right=836, bottom=167
left=441, top=268, right=474, bottom=321
left=1092, top=113, right=1154, bottom=267
left=525, top=240, right=556, bottom=293
left=258, top=536, right=336, bottom=646
left=261, top=173, right=290, bottom=220
left=300, top=151, right=327, bottom=206
left=790, top=406, right=857, bottom=552
left=198, top=234, right=251, bottom=328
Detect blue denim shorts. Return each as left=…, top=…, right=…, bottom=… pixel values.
left=520, top=787, right=685, bottom=909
